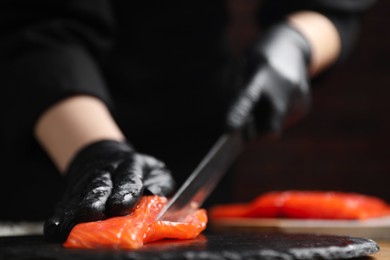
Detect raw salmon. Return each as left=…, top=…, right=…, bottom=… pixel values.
left=63, top=196, right=207, bottom=249
left=210, top=190, right=390, bottom=220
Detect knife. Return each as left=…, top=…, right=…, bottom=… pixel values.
left=156, top=129, right=245, bottom=222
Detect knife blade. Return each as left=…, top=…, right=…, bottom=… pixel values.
left=156, top=129, right=245, bottom=222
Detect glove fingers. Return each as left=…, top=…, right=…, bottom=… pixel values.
left=251, top=94, right=284, bottom=134
left=144, top=168, right=175, bottom=196
left=106, top=158, right=144, bottom=216
left=252, top=68, right=295, bottom=134
left=44, top=216, right=66, bottom=242
left=77, top=171, right=112, bottom=220
left=44, top=191, right=79, bottom=242
left=141, top=155, right=175, bottom=196
left=262, top=67, right=310, bottom=132
left=44, top=207, right=79, bottom=243
left=44, top=170, right=112, bottom=242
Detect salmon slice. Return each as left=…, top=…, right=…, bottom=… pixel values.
left=210, top=191, right=390, bottom=220
left=63, top=196, right=207, bottom=249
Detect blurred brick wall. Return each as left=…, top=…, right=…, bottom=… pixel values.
left=233, top=0, right=390, bottom=202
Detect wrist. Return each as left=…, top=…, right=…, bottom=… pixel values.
left=34, top=95, right=125, bottom=173
left=287, top=11, right=341, bottom=76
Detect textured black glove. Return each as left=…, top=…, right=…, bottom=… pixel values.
left=226, top=23, right=312, bottom=138
left=44, top=140, right=175, bottom=242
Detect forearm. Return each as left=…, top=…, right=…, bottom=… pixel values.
left=287, top=11, right=341, bottom=76
left=34, top=96, right=125, bottom=173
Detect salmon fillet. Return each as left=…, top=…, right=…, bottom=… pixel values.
left=210, top=190, right=390, bottom=220
left=63, top=196, right=207, bottom=249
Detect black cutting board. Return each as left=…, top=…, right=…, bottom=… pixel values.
left=0, top=232, right=379, bottom=260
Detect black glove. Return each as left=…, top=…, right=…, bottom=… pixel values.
left=226, top=23, right=312, bottom=138
left=44, top=140, right=175, bottom=242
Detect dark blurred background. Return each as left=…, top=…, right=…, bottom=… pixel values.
left=232, top=0, right=390, bottom=202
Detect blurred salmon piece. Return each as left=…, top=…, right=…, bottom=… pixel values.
left=210, top=190, right=390, bottom=220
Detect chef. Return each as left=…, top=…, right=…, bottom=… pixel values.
left=0, top=0, right=375, bottom=242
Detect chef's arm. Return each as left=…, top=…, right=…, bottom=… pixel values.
left=226, top=9, right=361, bottom=133
left=286, top=11, right=341, bottom=77
left=0, top=0, right=174, bottom=243
left=34, top=95, right=125, bottom=173
left=37, top=95, right=176, bottom=242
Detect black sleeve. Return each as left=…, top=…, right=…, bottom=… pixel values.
left=259, top=0, right=376, bottom=64
left=0, top=0, right=116, bottom=142
left=304, top=0, right=376, bottom=12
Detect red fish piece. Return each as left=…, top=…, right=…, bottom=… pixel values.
left=210, top=191, right=390, bottom=220
left=63, top=196, right=207, bottom=249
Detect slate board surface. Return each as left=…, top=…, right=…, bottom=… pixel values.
left=0, top=231, right=379, bottom=260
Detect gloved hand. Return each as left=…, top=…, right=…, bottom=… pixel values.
left=226, top=23, right=312, bottom=138
left=44, top=140, right=175, bottom=242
